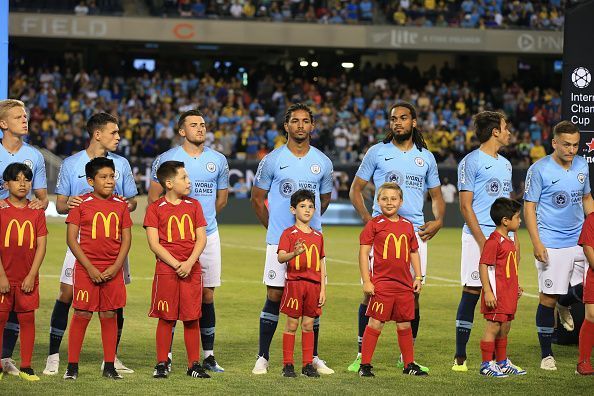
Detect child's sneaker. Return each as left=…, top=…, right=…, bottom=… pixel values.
left=452, top=357, right=468, bottom=372
left=18, top=367, right=40, bottom=381
left=63, top=363, right=78, bottom=380
left=403, top=362, right=428, bottom=376
left=498, top=359, right=526, bottom=375
left=153, top=362, right=168, bottom=379
left=282, top=364, right=297, bottom=377
left=397, top=356, right=429, bottom=372
left=187, top=362, right=210, bottom=379
left=347, top=354, right=361, bottom=372
left=480, top=361, right=508, bottom=378
left=358, top=363, right=375, bottom=377
left=301, top=363, right=320, bottom=377
left=576, top=360, right=594, bottom=376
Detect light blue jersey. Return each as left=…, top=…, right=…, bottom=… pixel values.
left=56, top=150, right=138, bottom=198
left=355, top=142, right=440, bottom=232
left=524, top=155, right=590, bottom=248
left=0, top=141, right=47, bottom=199
left=151, top=146, right=229, bottom=236
left=254, top=145, right=333, bottom=245
left=458, top=149, right=512, bottom=236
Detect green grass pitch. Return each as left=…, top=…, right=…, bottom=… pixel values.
left=2, top=223, right=592, bottom=394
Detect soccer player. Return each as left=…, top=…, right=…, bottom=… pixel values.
left=357, top=182, right=426, bottom=377
left=524, top=120, right=593, bottom=371
left=251, top=103, right=334, bottom=375
left=0, top=163, right=48, bottom=381
left=577, top=208, right=594, bottom=375
left=63, top=157, right=132, bottom=380
left=42, top=112, right=138, bottom=376
left=0, top=99, right=48, bottom=377
left=452, top=111, right=513, bottom=372
left=278, top=189, right=326, bottom=378
left=145, top=161, right=210, bottom=379
left=348, top=101, right=444, bottom=372
left=148, top=109, right=228, bottom=372
left=478, top=198, right=525, bottom=377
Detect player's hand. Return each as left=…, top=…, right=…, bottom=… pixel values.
left=67, top=195, right=84, bottom=209
left=413, top=279, right=422, bottom=293
left=21, top=274, right=36, bottom=293
left=87, top=266, right=106, bottom=284
left=293, top=239, right=306, bottom=257
left=533, top=241, right=549, bottom=264
left=177, top=260, right=193, bottom=278
left=418, top=219, right=443, bottom=241
left=0, top=274, right=10, bottom=293
left=363, top=280, right=375, bottom=296
left=28, top=198, right=45, bottom=210
left=101, top=265, right=119, bottom=281
left=484, top=291, right=497, bottom=309
left=518, top=286, right=524, bottom=298
left=318, top=289, right=326, bottom=307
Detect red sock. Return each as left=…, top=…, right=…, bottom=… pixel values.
left=17, top=312, right=35, bottom=368
left=480, top=340, right=495, bottom=363
left=361, top=326, right=381, bottom=365
left=0, top=311, right=8, bottom=357
left=397, top=327, right=414, bottom=366
left=283, top=332, right=295, bottom=365
left=68, top=313, right=91, bottom=363
left=183, top=320, right=200, bottom=368
left=578, top=319, right=594, bottom=363
left=495, top=337, right=508, bottom=362
left=99, top=315, right=118, bottom=363
left=302, top=331, right=314, bottom=366
left=156, top=319, right=175, bottom=363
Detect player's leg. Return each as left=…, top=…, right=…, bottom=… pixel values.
left=411, top=233, right=428, bottom=344
left=98, top=310, right=120, bottom=379
left=394, top=290, right=426, bottom=376
left=155, top=319, right=175, bottom=378
left=110, top=257, right=133, bottom=374
left=301, top=316, right=319, bottom=377
left=64, top=309, right=92, bottom=380
left=1, top=311, right=20, bottom=376
left=479, top=320, right=506, bottom=377
left=349, top=254, right=374, bottom=372
left=557, top=258, right=586, bottom=331
left=200, top=232, right=223, bottom=372
left=183, top=319, right=210, bottom=379
left=282, top=316, right=299, bottom=377
left=496, top=319, right=525, bottom=375
left=15, top=311, right=37, bottom=380
left=0, top=309, right=8, bottom=380
left=359, top=316, right=384, bottom=377
left=577, top=303, right=594, bottom=375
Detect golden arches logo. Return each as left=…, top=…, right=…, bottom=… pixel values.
left=287, top=298, right=299, bottom=310
left=371, top=302, right=384, bottom=314
left=506, top=251, right=518, bottom=279
left=167, top=214, right=195, bottom=242
left=0, top=295, right=4, bottom=304
left=295, top=244, right=320, bottom=271
left=76, top=290, right=89, bottom=303
left=92, top=212, right=119, bottom=239
left=157, top=300, right=169, bottom=312
left=4, top=219, right=34, bottom=249
left=382, top=233, right=408, bottom=262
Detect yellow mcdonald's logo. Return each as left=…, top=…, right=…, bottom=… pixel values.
left=382, top=233, right=409, bottom=262
left=0, top=295, right=4, bottom=304
left=157, top=300, right=169, bottom=312
left=295, top=244, right=320, bottom=271
left=506, top=251, right=518, bottom=279
left=287, top=298, right=299, bottom=310
left=167, top=214, right=195, bottom=243
left=4, top=219, right=34, bottom=249
left=92, top=212, right=119, bottom=240
left=371, top=301, right=384, bottom=314
left=76, top=290, right=89, bottom=303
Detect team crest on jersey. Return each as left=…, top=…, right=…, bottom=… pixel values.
left=544, top=279, right=553, bottom=288
left=552, top=191, right=569, bottom=208
left=385, top=171, right=404, bottom=185
left=23, top=159, right=33, bottom=169
left=206, top=162, right=217, bottom=173
left=578, top=173, right=586, bottom=184
left=114, top=170, right=120, bottom=180
left=414, top=157, right=424, bottom=167
left=471, top=271, right=480, bottom=280
left=310, top=164, right=321, bottom=175
left=65, top=268, right=73, bottom=278
left=279, top=179, right=297, bottom=198
left=268, top=270, right=276, bottom=280
left=485, top=178, right=501, bottom=196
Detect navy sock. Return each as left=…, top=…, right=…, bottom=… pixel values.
left=258, top=298, right=280, bottom=361
left=536, top=304, right=555, bottom=358
left=2, top=311, right=19, bottom=358
left=49, top=300, right=71, bottom=355
left=116, top=308, right=124, bottom=352
left=455, top=292, right=480, bottom=359
left=313, top=317, right=320, bottom=357
left=199, top=303, right=216, bottom=352
left=358, top=304, right=369, bottom=353
left=411, top=308, right=420, bottom=342
left=558, top=284, right=583, bottom=307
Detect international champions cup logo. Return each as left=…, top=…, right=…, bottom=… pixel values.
left=76, top=290, right=89, bottom=303
left=295, top=244, right=320, bottom=271
left=382, top=233, right=409, bottom=261
left=572, top=67, right=591, bottom=89
left=157, top=300, right=169, bottom=312
left=4, top=219, right=34, bottom=249
left=506, top=251, right=518, bottom=279
left=167, top=214, right=195, bottom=242
left=371, top=301, right=384, bottom=314
left=92, top=212, right=120, bottom=239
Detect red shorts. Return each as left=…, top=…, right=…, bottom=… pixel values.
left=483, top=313, right=515, bottom=323
left=0, top=284, right=39, bottom=312
left=584, top=266, right=594, bottom=304
left=365, top=283, right=414, bottom=323
left=149, top=271, right=202, bottom=321
left=73, top=264, right=126, bottom=312
left=280, top=280, right=322, bottom=318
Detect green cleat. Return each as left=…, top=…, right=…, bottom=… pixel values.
left=397, top=358, right=429, bottom=372
left=452, top=359, right=468, bottom=372
left=347, top=355, right=362, bottom=372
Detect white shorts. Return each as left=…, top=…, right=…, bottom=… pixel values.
left=59, top=247, right=131, bottom=286
left=536, top=246, right=585, bottom=295
left=460, top=232, right=484, bottom=287
left=263, top=244, right=287, bottom=287
left=200, top=231, right=222, bottom=288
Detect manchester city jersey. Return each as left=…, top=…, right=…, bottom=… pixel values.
left=524, top=155, right=590, bottom=248
left=355, top=142, right=440, bottom=232
left=458, top=149, right=512, bottom=236
left=151, top=146, right=229, bottom=236
left=254, top=145, right=333, bottom=245
left=0, top=141, right=47, bottom=199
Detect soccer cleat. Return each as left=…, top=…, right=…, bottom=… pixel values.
left=347, top=354, right=361, bottom=372
left=498, top=359, right=526, bottom=375
left=358, top=363, right=375, bottom=377
left=576, top=360, right=594, bottom=376
left=479, top=361, right=508, bottom=377
left=556, top=303, right=575, bottom=332
left=63, top=363, right=78, bottom=380
left=282, top=363, right=297, bottom=378
left=397, top=357, right=429, bottom=373
left=203, top=355, right=225, bottom=372
left=312, top=356, right=334, bottom=374
left=153, top=362, right=168, bottom=379
left=43, top=353, right=60, bottom=375
left=451, top=359, right=468, bottom=372
left=114, top=357, right=134, bottom=374
left=252, top=356, right=269, bottom=375
left=302, top=363, right=320, bottom=377
left=187, top=362, right=210, bottom=379
left=540, top=355, right=557, bottom=371
left=19, top=368, right=40, bottom=381
left=103, top=366, right=123, bottom=380
left=403, top=362, right=429, bottom=376
left=1, top=358, right=20, bottom=376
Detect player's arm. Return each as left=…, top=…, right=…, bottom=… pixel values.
left=215, top=189, right=229, bottom=213
left=583, top=193, right=594, bottom=216
left=178, top=226, right=207, bottom=278
left=102, top=227, right=131, bottom=280
left=56, top=194, right=84, bottom=215
left=319, top=257, right=327, bottom=307
left=411, top=250, right=422, bottom=293
left=251, top=186, right=269, bottom=228
left=147, top=180, right=164, bottom=206
left=419, top=186, right=445, bottom=241
left=459, top=190, right=487, bottom=250
left=29, top=188, right=49, bottom=210
left=0, top=256, right=9, bottom=293
left=320, top=192, right=331, bottom=215
left=359, top=244, right=374, bottom=296
left=584, top=245, right=594, bottom=271
left=524, top=201, right=548, bottom=263
left=349, top=176, right=372, bottom=224
left=479, top=263, right=496, bottom=309
left=67, top=223, right=105, bottom=283
left=21, top=234, right=47, bottom=293
left=145, top=226, right=181, bottom=270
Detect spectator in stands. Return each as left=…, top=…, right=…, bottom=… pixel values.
left=529, top=139, right=546, bottom=164
left=441, top=177, right=457, bottom=204
left=232, top=177, right=249, bottom=199
left=74, top=1, right=89, bottom=16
